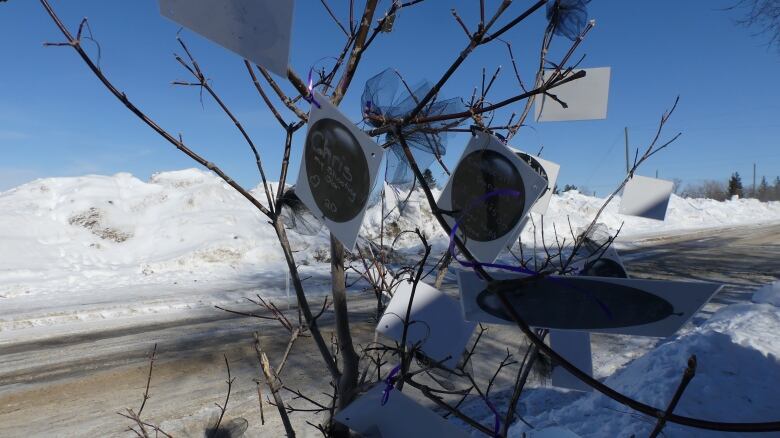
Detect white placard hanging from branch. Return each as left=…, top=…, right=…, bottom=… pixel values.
left=294, top=92, right=384, bottom=251
left=619, top=174, right=674, bottom=221
left=519, top=152, right=561, bottom=215
left=535, top=67, right=611, bottom=122
left=158, top=0, right=294, bottom=77
left=503, top=149, right=561, bottom=250
left=549, top=330, right=593, bottom=392
left=438, top=130, right=547, bottom=263
left=377, top=280, right=476, bottom=370
left=458, top=270, right=721, bottom=337
left=334, top=382, right=470, bottom=437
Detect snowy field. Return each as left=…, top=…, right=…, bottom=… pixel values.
left=1, top=169, right=779, bottom=437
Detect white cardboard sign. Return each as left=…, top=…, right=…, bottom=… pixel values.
left=549, top=330, right=593, bottom=392
left=158, top=0, right=294, bottom=77
left=511, top=149, right=561, bottom=215
left=619, top=175, right=674, bottom=221
left=502, top=151, right=561, bottom=251
left=334, top=382, right=469, bottom=437
left=377, top=280, right=476, bottom=370
left=438, top=131, right=547, bottom=263
left=294, top=92, right=384, bottom=251
left=534, top=67, right=611, bottom=122
left=458, top=270, right=722, bottom=337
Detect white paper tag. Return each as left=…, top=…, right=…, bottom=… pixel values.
left=377, top=280, right=476, bottom=369
left=159, top=0, right=294, bottom=77
left=334, top=383, right=469, bottom=437
left=619, top=174, right=674, bottom=221
left=535, top=67, right=611, bottom=122
left=549, top=330, right=593, bottom=392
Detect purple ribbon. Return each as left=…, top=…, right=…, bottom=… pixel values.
left=448, top=189, right=614, bottom=320
left=485, top=397, right=501, bottom=437
left=380, top=364, right=402, bottom=406
left=305, top=68, right=321, bottom=109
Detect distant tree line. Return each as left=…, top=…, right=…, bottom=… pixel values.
left=681, top=172, right=780, bottom=202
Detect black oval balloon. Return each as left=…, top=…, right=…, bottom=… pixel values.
left=581, top=258, right=628, bottom=278
left=451, top=149, right=526, bottom=242
left=477, top=277, right=675, bottom=330
left=516, top=151, right=548, bottom=182
left=305, top=118, right=371, bottom=223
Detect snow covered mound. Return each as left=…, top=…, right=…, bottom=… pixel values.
left=1, top=168, right=779, bottom=295
left=0, top=169, right=286, bottom=296
left=507, top=284, right=780, bottom=437
left=526, top=189, right=780, bottom=243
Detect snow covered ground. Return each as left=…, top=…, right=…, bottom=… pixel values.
left=1, top=169, right=779, bottom=436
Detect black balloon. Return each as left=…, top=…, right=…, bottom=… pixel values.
left=478, top=277, right=675, bottom=330
left=581, top=258, right=628, bottom=278
left=451, top=150, right=526, bottom=242
left=516, top=151, right=549, bottom=182
left=305, top=118, right=371, bottom=223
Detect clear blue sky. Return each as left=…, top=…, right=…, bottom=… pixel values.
left=1, top=1, right=779, bottom=194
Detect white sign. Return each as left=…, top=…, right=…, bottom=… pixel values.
left=549, top=330, right=593, bottom=392
left=158, top=0, right=294, bottom=77
left=535, top=67, right=611, bottom=122
left=503, top=151, right=561, bottom=251
left=438, top=131, right=547, bottom=263
left=512, top=150, right=561, bottom=215
left=294, top=92, right=384, bottom=251
left=334, top=382, right=469, bottom=437
left=619, top=175, right=674, bottom=221
left=377, top=280, right=476, bottom=370
left=458, top=270, right=722, bottom=337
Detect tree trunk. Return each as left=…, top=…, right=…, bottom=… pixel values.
left=330, top=234, right=360, bottom=436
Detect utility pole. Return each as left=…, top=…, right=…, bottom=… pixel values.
left=753, top=163, right=756, bottom=198
left=624, top=127, right=630, bottom=173
left=656, top=169, right=658, bottom=178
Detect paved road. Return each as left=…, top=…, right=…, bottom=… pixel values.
left=0, top=224, right=778, bottom=437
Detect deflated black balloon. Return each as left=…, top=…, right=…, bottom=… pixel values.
left=305, top=118, right=371, bottom=223
left=516, top=151, right=549, bottom=182
left=477, top=277, right=675, bottom=330
left=451, top=150, right=526, bottom=242
left=581, top=258, right=628, bottom=278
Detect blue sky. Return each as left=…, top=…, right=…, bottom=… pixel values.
left=1, top=0, right=779, bottom=194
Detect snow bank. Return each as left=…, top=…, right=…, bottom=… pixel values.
left=753, top=281, right=780, bottom=307
left=1, top=169, right=779, bottom=296
left=522, top=189, right=780, bottom=244
left=504, top=283, right=780, bottom=438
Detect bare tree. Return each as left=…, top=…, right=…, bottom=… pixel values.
left=730, top=0, right=780, bottom=51
left=36, top=0, right=780, bottom=436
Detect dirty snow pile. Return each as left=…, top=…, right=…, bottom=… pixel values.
left=484, top=281, right=780, bottom=438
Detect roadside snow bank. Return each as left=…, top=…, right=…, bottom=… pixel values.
left=506, top=282, right=780, bottom=437
left=1, top=169, right=779, bottom=295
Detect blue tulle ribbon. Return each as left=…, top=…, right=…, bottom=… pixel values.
left=546, top=0, right=591, bottom=41
left=362, top=68, right=465, bottom=185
